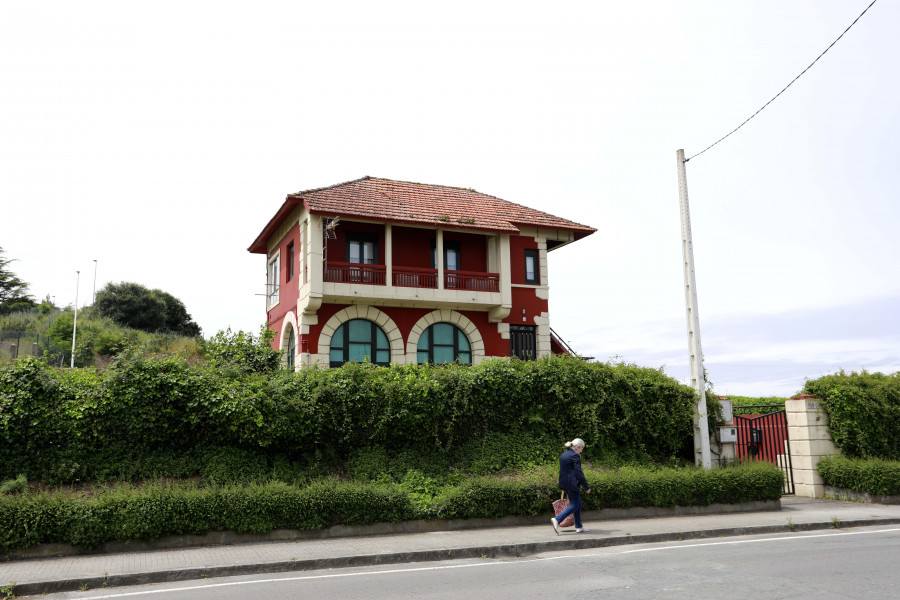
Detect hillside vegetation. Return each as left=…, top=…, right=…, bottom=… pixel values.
left=0, top=304, right=202, bottom=367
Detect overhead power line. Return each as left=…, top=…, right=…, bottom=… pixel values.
left=686, top=0, right=878, bottom=162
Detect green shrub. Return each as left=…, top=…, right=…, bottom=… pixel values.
left=803, top=371, right=900, bottom=459
left=431, top=478, right=551, bottom=519
left=451, top=432, right=556, bottom=475
left=0, top=474, right=27, bottom=495
left=0, top=480, right=417, bottom=553
left=817, top=456, right=900, bottom=496
left=199, top=446, right=269, bottom=486
left=1, top=353, right=700, bottom=483
left=0, top=462, right=784, bottom=554
left=203, top=327, right=282, bottom=375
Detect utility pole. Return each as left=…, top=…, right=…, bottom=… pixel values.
left=677, top=149, right=711, bottom=469
left=71, top=270, right=80, bottom=368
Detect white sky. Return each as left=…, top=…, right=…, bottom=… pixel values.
left=2, top=1, right=898, bottom=397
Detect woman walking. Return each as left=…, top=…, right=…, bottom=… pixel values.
left=551, top=438, right=591, bottom=534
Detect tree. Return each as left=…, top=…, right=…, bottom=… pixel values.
left=0, top=246, right=37, bottom=315
left=92, top=282, right=202, bottom=337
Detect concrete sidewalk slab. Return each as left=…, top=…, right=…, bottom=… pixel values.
left=3, top=497, right=900, bottom=597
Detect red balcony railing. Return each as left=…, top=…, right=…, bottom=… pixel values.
left=445, top=269, right=500, bottom=292
left=324, top=262, right=386, bottom=285
left=323, top=263, right=499, bottom=292
left=393, top=266, right=438, bottom=289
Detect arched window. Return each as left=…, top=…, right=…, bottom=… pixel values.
left=417, top=323, right=471, bottom=365
left=284, top=327, right=296, bottom=370
left=329, top=319, right=391, bottom=367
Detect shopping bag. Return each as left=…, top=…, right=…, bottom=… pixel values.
left=552, top=491, right=575, bottom=527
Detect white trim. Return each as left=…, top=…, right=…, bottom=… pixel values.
left=279, top=311, right=299, bottom=371
left=267, top=250, right=281, bottom=309
left=406, top=310, right=486, bottom=365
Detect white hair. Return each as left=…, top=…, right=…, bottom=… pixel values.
left=565, top=438, right=586, bottom=449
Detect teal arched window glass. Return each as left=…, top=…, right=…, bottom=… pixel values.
left=417, top=323, right=471, bottom=365
left=329, top=319, right=391, bottom=367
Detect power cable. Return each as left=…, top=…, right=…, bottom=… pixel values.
left=686, top=0, right=878, bottom=162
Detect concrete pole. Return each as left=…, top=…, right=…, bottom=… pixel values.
left=71, top=270, right=80, bottom=368
left=677, top=149, right=711, bottom=469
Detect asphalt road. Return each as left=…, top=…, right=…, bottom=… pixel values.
left=32, top=525, right=900, bottom=600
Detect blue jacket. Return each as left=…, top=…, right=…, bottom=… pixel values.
left=558, top=448, right=590, bottom=492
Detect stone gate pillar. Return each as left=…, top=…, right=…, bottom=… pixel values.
left=786, top=394, right=838, bottom=498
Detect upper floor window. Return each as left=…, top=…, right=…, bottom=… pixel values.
left=287, top=242, right=295, bottom=281
left=431, top=241, right=461, bottom=271
left=524, top=249, right=539, bottom=284
left=417, top=323, right=471, bottom=365
left=348, top=233, right=378, bottom=264
left=267, top=253, right=280, bottom=306
left=329, top=319, right=391, bottom=367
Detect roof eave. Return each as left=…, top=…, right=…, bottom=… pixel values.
left=247, top=196, right=304, bottom=254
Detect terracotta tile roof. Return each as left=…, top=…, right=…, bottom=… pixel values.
left=249, top=176, right=595, bottom=253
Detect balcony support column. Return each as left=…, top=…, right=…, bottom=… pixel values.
left=436, top=229, right=445, bottom=290
left=385, top=223, right=393, bottom=288
left=489, top=234, right=512, bottom=323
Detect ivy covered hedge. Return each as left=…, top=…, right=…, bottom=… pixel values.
left=802, top=371, right=900, bottom=459
left=0, top=354, right=700, bottom=483
left=0, top=462, right=784, bottom=553
left=817, top=456, right=900, bottom=497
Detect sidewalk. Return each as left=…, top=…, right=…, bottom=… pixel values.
left=4, top=497, right=900, bottom=597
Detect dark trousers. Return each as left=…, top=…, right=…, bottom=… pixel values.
left=555, top=488, right=583, bottom=528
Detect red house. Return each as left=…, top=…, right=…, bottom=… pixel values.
left=248, top=177, right=595, bottom=369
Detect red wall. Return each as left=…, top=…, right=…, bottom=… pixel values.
left=505, top=287, right=549, bottom=327
left=509, top=234, right=539, bottom=285
left=391, top=227, right=433, bottom=269
left=326, top=223, right=491, bottom=272
left=443, top=230, right=488, bottom=272
left=328, top=222, right=384, bottom=263
left=266, top=224, right=301, bottom=348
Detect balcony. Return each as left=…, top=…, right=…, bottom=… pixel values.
left=324, top=262, right=386, bottom=285
left=393, top=266, right=438, bottom=288
left=319, top=261, right=502, bottom=311
left=325, top=263, right=500, bottom=292
left=445, top=269, right=499, bottom=292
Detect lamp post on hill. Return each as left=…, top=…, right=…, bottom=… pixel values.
left=71, top=271, right=80, bottom=368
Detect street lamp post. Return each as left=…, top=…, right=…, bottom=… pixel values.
left=71, top=271, right=80, bottom=368
left=92, top=259, right=98, bottom=304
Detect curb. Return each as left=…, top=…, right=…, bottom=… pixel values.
left=10, top=517, right=900, bottom=597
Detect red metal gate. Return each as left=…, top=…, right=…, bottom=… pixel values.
left=734, top=407, right=794, bottom=495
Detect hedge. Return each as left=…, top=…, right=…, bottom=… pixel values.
left=802, top=371, right=900, bottom=459
left=0, top=461, right=784, bottom=554
left=817, top=456, right=900, bottom=497
left=0, top=354, right=702, bottom=482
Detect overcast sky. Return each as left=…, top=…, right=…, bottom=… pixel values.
left=2, top=1, right=898, bottom=397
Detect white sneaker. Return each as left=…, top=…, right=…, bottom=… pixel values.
left=575, top=528, right=589, bottom=533
left=551, top=518, right=560, bottom=535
